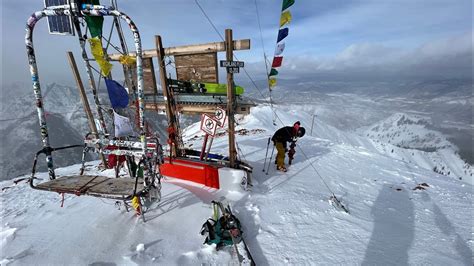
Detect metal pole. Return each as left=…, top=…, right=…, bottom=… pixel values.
left=25, top=10, right=55, bottom=180
left=225, top=29, right=237, bottom=168
left=262, top=137, right=271, bottom=172
left=265, top=144, right=275, bottom=175
left=310, top=114, right=316, bottom=136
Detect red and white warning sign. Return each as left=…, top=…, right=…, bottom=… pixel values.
left=200, top=114, right=218, bottom=136
left=214, top=107, right=227, bottom=128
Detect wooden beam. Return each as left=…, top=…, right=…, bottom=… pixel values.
left=108, top=39, right=250, bottom=60
left=144, top=103, right=253, bottom=115
left=66, top=51, right=107, bottom=166
left=67, top=52, right=97, bottom=135
left=156, top=35, right=180, bottom=157
left=225, top=29, right=237, bottom=168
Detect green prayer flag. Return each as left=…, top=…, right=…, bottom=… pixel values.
left=85, top=16, right=104, bottom=37
left=84, top=0, right=103, bottom=37
left=269, top=68, right=279, bottom=77
left=282, top=0, right=295, bottom=11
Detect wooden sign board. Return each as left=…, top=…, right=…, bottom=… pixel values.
left=131, top=57, right=158, bottom=93
left=174, top=53, right=218, bottom=83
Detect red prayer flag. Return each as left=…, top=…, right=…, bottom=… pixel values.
left=272, top=56, right=283, bottom=68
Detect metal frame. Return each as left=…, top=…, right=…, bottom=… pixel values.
left=25, top=3, right=147, bottom=180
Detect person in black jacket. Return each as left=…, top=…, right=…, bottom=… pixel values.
left=271, top=121, right=305, bottom=172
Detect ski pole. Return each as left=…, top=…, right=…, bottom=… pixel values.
left=262, top=137, right=271, bottom=172
left=265, top=144, right=275, bottom=175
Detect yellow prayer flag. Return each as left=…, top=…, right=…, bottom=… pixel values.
left=98, top=60, right=112, bottom=76
left=89, top=37, right=105, bottom=61
left=269, top=78, right=277, bottom=88
left=89, top=37, right=113, bottom=76
left=119, top=55, right=136, bottom=66
left=279, top=11, right=292, bottom=27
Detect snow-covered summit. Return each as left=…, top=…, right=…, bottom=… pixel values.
left=365, top=113, right=454, bottom=151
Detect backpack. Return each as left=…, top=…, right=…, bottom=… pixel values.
left=201, top=213, right=243, bottom=250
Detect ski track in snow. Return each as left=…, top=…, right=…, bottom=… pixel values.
left=1, top=105, right=472, bottom=265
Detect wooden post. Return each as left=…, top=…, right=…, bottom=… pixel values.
left=225, top=29, right=237, bottom=167
left=66, top=51, right=107, bottom=166
left=155, top=35, right=178, bottom=156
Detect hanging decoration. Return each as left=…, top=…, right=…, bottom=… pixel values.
left=118, top=55, right=136, bottom=66
left=113, top=111, right=134, bottom=137
left=84, top=0, right=103, bottom=38
left=89, top=37, right=113, bottom=76
left=105, top=78, right=129, bottom=109
left=268, top=0, right=295, bottom=89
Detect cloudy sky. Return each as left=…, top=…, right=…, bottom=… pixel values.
left=0, top=0, right=472, bottom=87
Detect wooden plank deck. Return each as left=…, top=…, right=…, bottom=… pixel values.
left=35, top=175, right=144, bottom=197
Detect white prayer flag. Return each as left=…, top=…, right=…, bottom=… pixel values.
left=114, top=111, right=134, bottom=137
left=275, top=42, right=285, bottom=56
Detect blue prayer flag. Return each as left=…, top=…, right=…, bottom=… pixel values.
left=277, top=28, right=289, bottom=43
left=105, top=78, right=129, bottom=109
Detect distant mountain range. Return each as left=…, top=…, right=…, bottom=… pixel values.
left=362, top=113, right=472, bottom=182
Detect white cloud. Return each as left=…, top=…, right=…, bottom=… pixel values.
left=279, top=32, right=473, bottom=80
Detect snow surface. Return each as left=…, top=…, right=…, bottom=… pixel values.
left=1, top=104, right=472, bottom=265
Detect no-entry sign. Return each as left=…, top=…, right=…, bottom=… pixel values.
left=200, top=114, right=218, bottom=136
left=214, top=107, right=227, bottom=127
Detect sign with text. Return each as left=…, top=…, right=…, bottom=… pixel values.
left=220, top=61, right=245, bottom=68
left=226, top=67, right=239, bottom=74
left=200, top=114, right=218, bottom=137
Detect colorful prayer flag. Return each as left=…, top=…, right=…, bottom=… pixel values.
left=280, top=10, right=292, bottom=27
left=89, top=37, right=112, bottom=76
left=269, top=68, right=279, bottom=77
left=277, top=28, right=289, bottom=43
left=272, top=56, right=283, bottom=68
left=84, top=0, right=103, bottom=37
left=114, top=111, right=134, bottom=137
left=275, top=42, right=285, bottom=56
left=269, top=78, right=277, bottom=88
left=282, top=0, right=295, bottom=11
left=118, top=55, right=136, bottom=66
left=105, top=78, right=129, bottom=109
